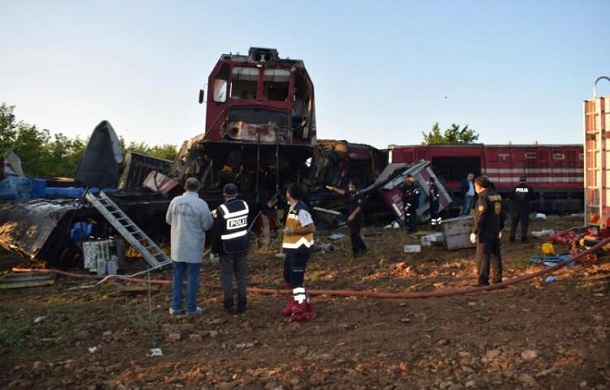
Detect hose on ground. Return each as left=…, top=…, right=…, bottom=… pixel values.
left=11, top=236, right=610, bottom=299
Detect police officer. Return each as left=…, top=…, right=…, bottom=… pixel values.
left=428, top=177, right=442, bottom=229
left=281, top=183, right=317, bottom=323
left=470, top=176, right=503, bottom=286
left=509, top=176, right=535, bottom=243
left=211, top=183, right=250, bottom=314
left=402, top=174, right=421, bottom=233
left=328, top=179, right=367, bottom=257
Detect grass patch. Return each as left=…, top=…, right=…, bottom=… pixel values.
left=506, top=257, right=533, bottom=270
left=0, top=316, right=31, bottom=347
left=131, top=312, right=164, bottom=345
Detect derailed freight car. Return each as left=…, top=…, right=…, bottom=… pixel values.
left=584, top=76, right=610, bottom=232
left=390, top=143, right=583, bottom=214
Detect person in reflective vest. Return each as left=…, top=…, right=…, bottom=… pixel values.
left=281, top=183, right=317, bottom=322
left=211, top=183, right=250, bottom=314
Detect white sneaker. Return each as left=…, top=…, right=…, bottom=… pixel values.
left=186, top=306, right=203, bottom=316
left=169, top=308, right=183, bottom=315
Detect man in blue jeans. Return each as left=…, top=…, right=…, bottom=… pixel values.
left=166, top=177, right=214, bottom=316
left=459, top=172, right=476, bottom=216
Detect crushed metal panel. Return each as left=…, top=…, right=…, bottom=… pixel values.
left=118, top=151, right=173, bottom=191
left=377, top=160, right=452, bottom=222
left=0, top=198, right=88, bottom=258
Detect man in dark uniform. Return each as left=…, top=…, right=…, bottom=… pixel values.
left=402, top=174, right=421, bottom=233
left=211, top=183, right=250, bottom=314
left=470, top=176, right=503, bottom=286
left=428, top=177, right=442, bottom=229
left=328, top=179, right=367, bottom=257
left=509, top=176, right=535, bottom=243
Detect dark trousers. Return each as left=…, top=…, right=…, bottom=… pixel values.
left=219, top=251, right=248, bottom=310
left=475, top=238, right=502, bottom=285
left=404, top=206, right=417, bottom=233
left=430, top=201, right=439, bottom=221
left=348, top=220, right=367, bottom=255
left=509, top=207, right=530, bottom=241
left=284, top=250, right=310, bottom=288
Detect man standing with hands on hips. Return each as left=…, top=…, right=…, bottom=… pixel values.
left=470, top=176, right=503, bottom=287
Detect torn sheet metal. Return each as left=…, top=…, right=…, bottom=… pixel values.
left=0, top=198, right=97, bottom=263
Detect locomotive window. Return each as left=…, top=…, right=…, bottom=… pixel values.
left=213, top=79, right=227, bottom=102
left=263, top=69, right=290, bottom=101
left=213, top=63, right=230, bottom=103
left=231, top=67, right=259, bottom=100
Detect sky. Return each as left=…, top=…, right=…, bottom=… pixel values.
left=1, top=0, right=609, bottom=150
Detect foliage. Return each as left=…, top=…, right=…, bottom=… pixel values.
left=0, top=103, right=18, bottom=152
left=0, top=102, right=177, bottom=178
left=121, top=138, right=177, bottom=161
left=0, top=316, right=31, bottom=347
left=422, top=122, right=479, bottom=144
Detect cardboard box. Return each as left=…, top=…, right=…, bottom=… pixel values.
left=441, top=216, right=475, bottom=250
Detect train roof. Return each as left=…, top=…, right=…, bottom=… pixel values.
left=218, top=47, right=306, bottom=67
left=389, top=143, right=583, bottom=148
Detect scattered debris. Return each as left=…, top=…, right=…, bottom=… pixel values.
left=0, top=272, right=55, bottom=289
left=148, top=348, right=163, bottom=357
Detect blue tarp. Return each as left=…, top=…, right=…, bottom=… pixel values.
left=0, top=175, right=31, bottom=200
left=530, top=253, right=574, bottom=267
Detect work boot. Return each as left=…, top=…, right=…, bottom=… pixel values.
left=280, top=297, right=295, bottom=317
left=288, top=300, right=317, bottom=323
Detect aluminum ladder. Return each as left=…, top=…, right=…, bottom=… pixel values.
left=85, top=190, right=171, bottom=270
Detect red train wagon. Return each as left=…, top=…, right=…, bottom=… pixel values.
left=390, top=144, right=583, bottom=214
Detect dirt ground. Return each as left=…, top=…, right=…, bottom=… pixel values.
left=0, top=214, right=608, bottom=389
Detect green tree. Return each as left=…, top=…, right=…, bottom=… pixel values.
left=43, top=133, right=87, bottom=177
left=13, top=124, right=50, bottom=177
left=422, top=123, right=479, bottom=144
left=1, top=102, right=178, bottom=178
left=120, top=138, right=177, bottom=161
left=150, top=144, right=177, bottom=161
left=0, top=103, right=18, bottom=152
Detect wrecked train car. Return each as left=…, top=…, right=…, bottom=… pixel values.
left=0, top=122, right=173, bottom=267
left=169, top=47, right=317, bottom=211
left=0, top=48, right=453, bottom=268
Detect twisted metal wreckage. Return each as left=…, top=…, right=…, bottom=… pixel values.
left=0, top=120, right=451, bottom=269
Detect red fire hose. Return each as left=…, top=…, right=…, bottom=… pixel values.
left=11, top=236, right=609, bottom=299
